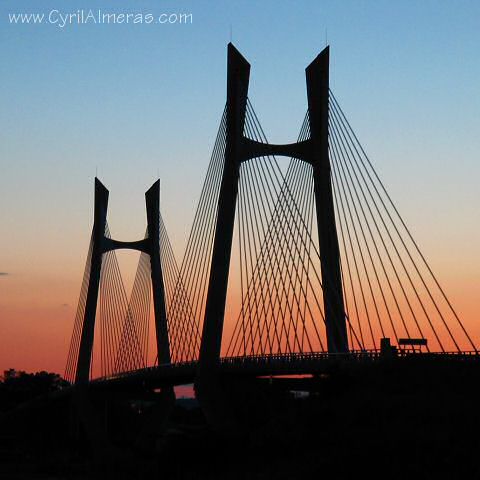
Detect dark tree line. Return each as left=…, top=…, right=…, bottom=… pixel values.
left=0, top=369, right=70, bottom=412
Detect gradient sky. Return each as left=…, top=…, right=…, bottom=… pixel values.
left=1, top=0, right=479, bottom=375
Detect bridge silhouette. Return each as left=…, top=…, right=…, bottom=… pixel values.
left=63, top=44, right=477, bottom=434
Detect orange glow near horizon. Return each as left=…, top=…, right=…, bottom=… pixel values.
left=0, top=257, right=478, bottom=379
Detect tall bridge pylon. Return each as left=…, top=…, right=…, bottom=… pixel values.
left=198, top=44, right=348, bottom=381
left=67, top=178, right=171, bottom=384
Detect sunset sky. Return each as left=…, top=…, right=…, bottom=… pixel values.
left=1, top=0, right=479, bottom=376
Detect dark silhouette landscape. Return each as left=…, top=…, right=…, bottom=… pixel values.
left=1, top=356, right=480, bottom=479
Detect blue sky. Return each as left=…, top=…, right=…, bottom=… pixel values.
left=0, top=0, right=479, bottom=370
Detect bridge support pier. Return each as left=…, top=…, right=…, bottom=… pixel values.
left=71, top=385, right=121, bottom=469
left=135, top=387, right=176, bottom=452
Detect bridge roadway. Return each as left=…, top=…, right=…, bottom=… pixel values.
left=89, top=350, right=479, bottom=391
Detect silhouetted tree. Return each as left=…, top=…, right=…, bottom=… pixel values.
left=0, top=369, right=70, bottom=411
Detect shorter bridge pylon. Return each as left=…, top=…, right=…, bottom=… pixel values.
left=67, top=178, right=171, bottom=383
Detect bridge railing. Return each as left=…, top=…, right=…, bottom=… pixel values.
left=89, top=349, right=479, bottom=383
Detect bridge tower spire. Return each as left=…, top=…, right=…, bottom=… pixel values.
left=75, top=178, right=171, bottom=384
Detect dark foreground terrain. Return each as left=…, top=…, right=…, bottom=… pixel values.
left=1, top=356, right=479, bottom=479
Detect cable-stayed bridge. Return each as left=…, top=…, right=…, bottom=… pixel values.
left=64, top=44, right=477, bottom=433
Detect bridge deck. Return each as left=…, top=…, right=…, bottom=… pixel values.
left=89, top=351, right=479, bottom=390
